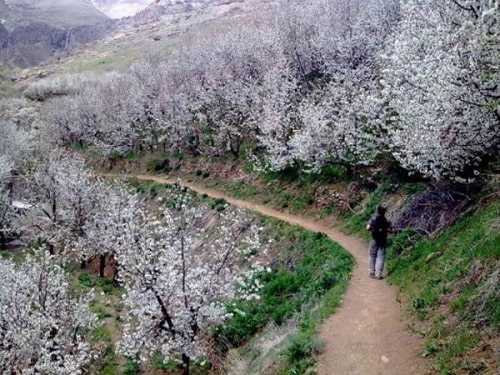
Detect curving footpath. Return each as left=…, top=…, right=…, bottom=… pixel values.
left=113, top=173, right=428, bottom=375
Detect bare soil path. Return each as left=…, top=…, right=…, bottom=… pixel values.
left=114, top=173, right=428, bottom=375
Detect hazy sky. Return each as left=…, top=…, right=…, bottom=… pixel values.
left=92, top=0, right=153, bottom=18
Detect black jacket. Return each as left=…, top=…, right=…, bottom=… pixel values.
left=368, top=215, right=392, bottom=246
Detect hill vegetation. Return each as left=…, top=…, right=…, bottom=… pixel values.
left=26, top=0, right=499, bottom=181
left=154, top=155, right=499, bottom=374
left=0, top=0, right=498, bottom=374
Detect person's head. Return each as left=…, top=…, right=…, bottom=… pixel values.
left=377, top=206, right=386, bottom=217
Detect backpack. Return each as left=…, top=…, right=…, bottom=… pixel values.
left=370, top=215, right=390, bottom=246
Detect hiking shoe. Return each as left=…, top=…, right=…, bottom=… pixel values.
left=369, top=273, right=376, bottom=279
left=376, top=275, right=385, bottom=280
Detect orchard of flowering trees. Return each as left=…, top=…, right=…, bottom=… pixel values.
left=0, top=0, right=498, bottom=372
left=36, top=0, right=499, bottom=181
left=382, top=0, right=500, bottom=180
left=115, top=189, right=265, bottom=373
left=0, top=122, right=31, bottom=248
left=0, top=127, right=103, bottom=372
left=0, top=115, right=267, bottom=372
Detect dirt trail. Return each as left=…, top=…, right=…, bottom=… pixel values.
left=115, top=173, right=427, bottom=375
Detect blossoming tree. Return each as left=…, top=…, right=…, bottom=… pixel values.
left=381, top=0, right=499, bottom=180
left=0, top=253, right=98, bottom=374
left=26, top=152, right=104, bottom=256
left=116, top=194, right=264, bottom=374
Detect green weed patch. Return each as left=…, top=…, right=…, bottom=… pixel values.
left=215, top=219, right=353, bottom=372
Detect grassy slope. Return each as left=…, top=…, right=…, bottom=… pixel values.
left=219, top=216, right=352, bottom=374
left=386, top=201, right=499, bottom=374
left=105, top=152, right=499, bottom=374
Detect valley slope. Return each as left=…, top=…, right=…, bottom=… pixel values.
left=0, top=0, right=114, bottom=68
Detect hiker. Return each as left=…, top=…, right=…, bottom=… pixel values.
left=366, top=206, right=395, bottom=280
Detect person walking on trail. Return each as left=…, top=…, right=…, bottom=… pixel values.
left=366, top=206, right=395, bottom=280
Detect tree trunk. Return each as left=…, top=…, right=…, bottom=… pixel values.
left=0, top=230, right=6, bottom=249
left=181, top=353, right=190, bottom=375
left=99, top=255, right=106, bottom=278
left=230, top=138, right=242, bottom=160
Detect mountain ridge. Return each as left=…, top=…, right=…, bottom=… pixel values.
left=0, top=0, right=115, bottom=68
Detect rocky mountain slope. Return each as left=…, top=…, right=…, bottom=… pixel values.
left=10, top=0, right=272, bottom=81
left=133, top=0, right=250, bottom=23
left=0, top=0, right=114, bottom=68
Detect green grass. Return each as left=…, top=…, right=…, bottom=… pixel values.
left=77, top=270, right=123, bottom=296
left=0, top=249, right=26, bottom=262
left=90, top=299, right=113, bottom=320
left=150, top=354, right=211, bottom=374
left=123, top=359, right=140, bottom=375
left=0, top=78, right=19, bottom=98
left=386, top=200, right=500, bottom=374
left=274, top=272, right=351, bottom=374
left=221, top=180, right=259, bottom=199
left=150, top=354, right=180, bottom=370
left=95, top=343, right=120, bottom=375
left=66, top=264, right=125, bottom=374
left=204, top=177, right=319, bottom=214
left=92, top=325, right=112, bottom=344
left=280, top=331, right=322, bottom=374
left=127, top=178, right=169, bottom=198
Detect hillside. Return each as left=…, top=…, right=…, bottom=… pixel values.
left=133, top=0, right=247, bottom=22
left=97, top=151, right=500, bottom=374
left=0, top=0, right=498, bottom=374
left=7, top=0, right=272, bottom=83
left=1, top=0, right=108, bottom=29
left=0, top=0, right=114, bottom=68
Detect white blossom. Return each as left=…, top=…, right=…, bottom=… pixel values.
left=115, top=197, right=265, bottom=371
left=35, top=0, right=498, bottom=181
left=0, top=253, right=98, bottom=374
left=381, top=0, right=499, bottom=179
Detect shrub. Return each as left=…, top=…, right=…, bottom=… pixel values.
left=210, top=198, right=228, bottom=211
left=24, top=73, right=98, bottom=101
left=283, top=331, right=322, bottom=360
left=78, top=271, right=94, bottom=287
left=123, top=359, right=140, bottom=375
left=146, top=157, right=170, bottom=173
